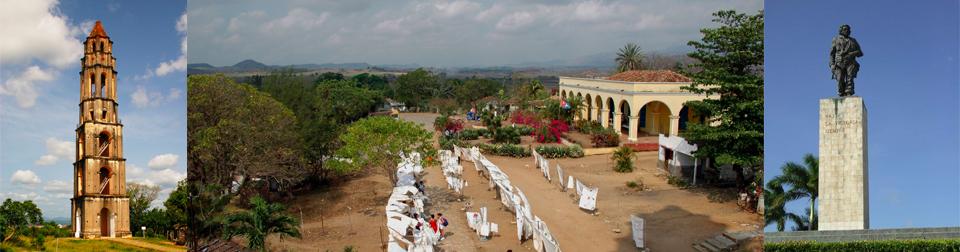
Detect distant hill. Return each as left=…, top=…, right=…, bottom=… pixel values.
left=49, top=216, right=70, bottom=225
left=231, top=59, right=270, bottom=71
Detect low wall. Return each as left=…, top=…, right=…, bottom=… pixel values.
left=765, top=227, right=960, bottom=243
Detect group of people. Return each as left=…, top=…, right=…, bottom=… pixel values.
left=409, top=178, right=450, bottom=241
left=412, top=213, right=450, bottom=240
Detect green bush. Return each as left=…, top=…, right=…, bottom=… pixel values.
left=439, top=136, right=464, bottom=150
left=611, top=146, right=634, bottom=172
left=766, top=239, right=960, bottom=252
left=457, top=128, right=486, bottom=140
left=478, top=143, right=531, bottom=157
left=590, top=127, right=621, bottom=147
left=493, top=126, right=522, bottom=144
left=535, top=145, right=584, bottom=158
left=667, top=175, right=689, bottom=188
left=574, top=120, right=604, bottom=134
left=515, top=125, right=534, bottom=135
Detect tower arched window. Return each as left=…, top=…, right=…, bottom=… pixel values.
left=98, top=167, right=110, bottom=194
left=89, top=73, right=95, bottom=97
left=98, top=132, right=110, bottom=157
left=100, top=73, right=106, bottom=97
left=99, top=41, right=104, bottom=52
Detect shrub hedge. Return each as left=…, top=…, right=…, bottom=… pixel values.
left=535, top=145, right=584, bottom=158
left=765, top=239, right=960, bottom=252
left=478, top=143, right=531, bottom=157
left=591, top=128, right=621, bottom=147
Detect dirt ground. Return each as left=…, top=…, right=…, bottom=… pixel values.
left=268, top=113, right=760, bottom=252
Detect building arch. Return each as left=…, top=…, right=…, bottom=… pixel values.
left=679, top=105, right=705, bottom=133
left=606, top=97, right=615, bottom=127
left=585, top=94, right=593, bottom=121
left=100, top=207, right=113, bottom=237
left=619, top=100, right=632, bottom=134
left=638, top=100, right=672, bottom=136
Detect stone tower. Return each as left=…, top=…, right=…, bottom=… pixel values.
left=71, top=20, right=131, bottom=238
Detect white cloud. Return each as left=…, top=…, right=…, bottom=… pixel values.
left=35, top=137, right=73, bottom=166
left=128, top=168, right=184, bottom=188
left=144, top=12, right=187, bottom=78
left=43, top=180, right=71, bottom=194
left=147, top=154, right=179, bottom=170
left=0, top=66, right=57, bottom=108
left=495, top=11, right=535, bottom=32
left=0, top=0, right=84, bottom=69
left=261, top=8, right=329, bottom=32
left=434, top=0, right=481, bottom=18
left=11, top=170, right=41, bottom=185
left=131, top=85, right=183, bottom=107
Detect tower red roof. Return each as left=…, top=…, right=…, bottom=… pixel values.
left=89, top=20, right=108, bottom=38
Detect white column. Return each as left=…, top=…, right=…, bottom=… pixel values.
left=669, top=115, right=681, bottom=136
left=628, top=115, right=639, bottom=141
left=600, top=109, right=609, bottom=128
left=613, top=112, right=623, bottom=134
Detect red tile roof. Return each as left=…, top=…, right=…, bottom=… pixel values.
left=607, top=70, right=691, bottom=82
left=89, top=20, right=108, bottom=38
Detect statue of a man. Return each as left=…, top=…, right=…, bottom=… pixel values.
left=830, top=24, right=863, bottom=96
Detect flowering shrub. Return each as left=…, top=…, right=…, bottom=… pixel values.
left=510, top=110, right=539, bottom=126
left=535, top=144, right=584, bottom=158
left=533, top=119, right=569, bottom=143
left=590, top=128, right=621, bottom=147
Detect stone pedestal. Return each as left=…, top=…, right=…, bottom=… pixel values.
left=818, top=96, right=869, bottom=230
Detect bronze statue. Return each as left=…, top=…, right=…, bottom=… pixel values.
left=830, top=24, right=863, bottom=96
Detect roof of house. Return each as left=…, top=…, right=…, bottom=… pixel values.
left=606, top=70, right=691, bottom=82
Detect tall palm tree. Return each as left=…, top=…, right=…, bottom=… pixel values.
left=773, top=153, right=819, bottom=230
left=616, top=43, right=644, bottom=72
left=790, top=207, right=818, bottom=231
left=224, top=196, right=302, bottom=251
left=763, top=180, right=799, bottom=231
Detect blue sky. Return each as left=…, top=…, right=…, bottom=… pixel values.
left=188, top=0, right=762, bottom=67
left=764, top=0, right=960, bottom=231
left=0, top=0, right=187, bottom=219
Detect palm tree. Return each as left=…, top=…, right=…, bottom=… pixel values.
left=616, top=43, right=644, bottom=72
left=224, top=196, right=302, bottom=251
left=763, top=180, right=799, bottom=231
left=790, top=207, right=818, bottom=231
left=773, top=153, right=819, bottom=230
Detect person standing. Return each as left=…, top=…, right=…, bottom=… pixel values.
left=438, top=213, right=449, bottom=240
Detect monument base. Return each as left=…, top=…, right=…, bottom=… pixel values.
left=818, top=96, right=869, bottom=230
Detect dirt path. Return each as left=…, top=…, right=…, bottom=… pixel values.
left=102, top=238, right=186, bottom=252
left=401, top=113, right=760, bottom=252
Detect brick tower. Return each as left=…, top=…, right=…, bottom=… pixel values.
left=71, top=20, right=131, bottom=238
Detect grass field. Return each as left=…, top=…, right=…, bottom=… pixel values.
left=2, top=236, right=185, bottom=252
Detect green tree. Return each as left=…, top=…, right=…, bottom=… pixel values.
left=315, top=72, right=345, bottom=83
left=394, top=68, right=438, bottom=109
left=127, top=183, right=161, bottom=235
left=612, top=146, right=635, bottom=173
left=185, top=183, right=232, bottom=249
left=773, top=153, right=819, bottom=230
left=188, top=74, right=304, bottom=190
left=680, top=10, right=764, bottom=202
left=764, top=180, right=800, bottom=232
left=330, top=116, right=434, bottom=183
left=224, top=196, right=301, bottom=251
left=616, top=43, right=644, bottom=72
left=0, top=199, right=43, bottom=244
left=165, top=181, right=188, bottom=240
left=351, top=73, right=389, bottom=91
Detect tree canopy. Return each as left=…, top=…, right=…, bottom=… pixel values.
left=330, top=116, right=434, bottom=182
left=680, top=10, right=764, bottom=197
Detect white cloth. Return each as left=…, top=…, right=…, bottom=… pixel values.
left=578, top=185, right=598, bottom=211
left=631, top=215, right=645, bottom=248
left=566, top=176, right=574, bottom=190
left=556, top=165, right=564, bottom=188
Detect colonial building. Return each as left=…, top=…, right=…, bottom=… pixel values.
left=559, top=70, right=708, bottom=141
left=71, top=20, right=131, bottom=238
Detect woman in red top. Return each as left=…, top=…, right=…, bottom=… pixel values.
left=428, top=214, right=439, bottom=234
